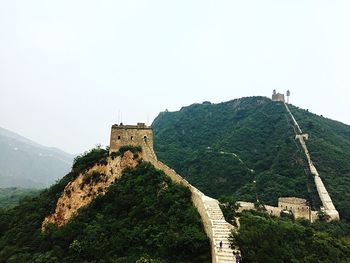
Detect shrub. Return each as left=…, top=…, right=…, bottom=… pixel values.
left=72, top=147, right=109, bottom=176
left=110, top=145, right=142, bottom=159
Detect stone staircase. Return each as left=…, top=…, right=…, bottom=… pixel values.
left=142, top=142, right=238, bottom=262
left=205, top=199, right=238, bottom=263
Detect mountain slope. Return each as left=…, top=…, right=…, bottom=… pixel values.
left=152, top=96, right=350, bottom=220
left=0, top=126, right=74, bottom=188
left=0, top=148, right=210, bottom=262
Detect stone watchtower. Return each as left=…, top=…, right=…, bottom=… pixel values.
left=109, top=123, right=154, bottom=153
left=272, top=90, right=285, bottom=102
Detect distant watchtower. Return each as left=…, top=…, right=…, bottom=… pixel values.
left=272, top=90, right=285, bottom=102
left=109, top=123, right=154, bottom=153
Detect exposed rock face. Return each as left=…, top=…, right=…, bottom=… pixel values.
left=42, top=151, right=140, bottom=229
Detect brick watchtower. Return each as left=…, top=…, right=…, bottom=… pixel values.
left=272, top=90, right=285, bottom=102
left=109, top=123, right=154, bottom=153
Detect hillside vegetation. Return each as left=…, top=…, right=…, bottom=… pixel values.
left=0, top=188, right=40, bottom=208
left=152, top=96, right=350, bottom=219
left=231, top=210, right=350, bottom=263
left=0, top=148, right=210, bottom=263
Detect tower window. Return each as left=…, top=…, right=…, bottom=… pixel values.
left=117, top=136, right=121, bottom=140
left=131, top=136, right=133, bottom=140
left=143, top=136, right=147, bottom=142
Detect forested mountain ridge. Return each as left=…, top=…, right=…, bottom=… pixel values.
left=152, top=96, right=350, bottom=220
left=0, top=126, right=74, bottom=188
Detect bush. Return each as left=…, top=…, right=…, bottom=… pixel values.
left=72, top=147, right=109, bottom=175
left=110, top=145, right=142, bottom=159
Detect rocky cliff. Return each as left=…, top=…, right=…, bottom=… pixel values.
left=42, top=150, right=140, bottom=228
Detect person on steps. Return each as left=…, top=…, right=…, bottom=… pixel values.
left=235, top=252, right=241, bottom=263
left=219, top=240, right=223, bottom=251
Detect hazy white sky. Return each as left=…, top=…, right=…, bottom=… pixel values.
left=0, top=0, right=349, bottom=154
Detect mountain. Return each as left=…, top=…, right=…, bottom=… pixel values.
left=0, top=147, right=210, bottom=262
left=152, top=96, right=350, bottom=221
left=0, top=126, right=74, bottom=188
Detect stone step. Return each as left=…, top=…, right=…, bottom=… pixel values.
left=218, top=254, right=235, bottom=258
left=214, top=233, right=231, bottom=236
left=214, top=226, right=232, bottom=229
left=214, top=231, right=231, bottom=234
left=218, top=258, right=235, bottom=263
left=214, top=242, right=231, bottom=247
left=214, top=237, right=230, bottom=240
left=212, top=225, right=232, bottom=228
left=218, top=255, right=235, bottom=259
left=213, top=228, right=232, bottom=231
left=217, top=250, right=233, bottom=253
left=214, top=240, right=231, bottom=243
left=218, top=255, right=235, bottom=261
left=214, top=227, right=231, bottom=230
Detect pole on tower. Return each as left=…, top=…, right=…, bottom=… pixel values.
left=286, top=90, right=290, bottom=104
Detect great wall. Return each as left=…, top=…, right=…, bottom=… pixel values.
left=273, top=91, right=339, bottom=220
left=107, top=94, right=341, bottom=261
left=109, top=123, right=239, bottom=263
left=283, top=102, right=339, bottom=220
left=43, top=93, right=340, bottom=262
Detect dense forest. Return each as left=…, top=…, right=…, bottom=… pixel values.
left=0, top=149, right=210, bottom=263
left=152, top=96, right=350, bottom=219
left=231, top=210, right=350, bottom=263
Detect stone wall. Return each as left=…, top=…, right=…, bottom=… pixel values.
left=150, top=158, right=236, bottom=263
left=278, top=197, right=313, bottom=221
left=237, top=201, right=318, bottom=222
left=111, top=124, right=237, bottom=262
left=284, top=104, right=339, bottom=220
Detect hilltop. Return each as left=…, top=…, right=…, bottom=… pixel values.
left=152, top=96, right=350, bottom=220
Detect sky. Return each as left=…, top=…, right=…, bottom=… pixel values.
left=0, top=0, right=349, bottom=154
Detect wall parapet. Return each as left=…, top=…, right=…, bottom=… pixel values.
left=284, top=104, right=339, bottom=221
